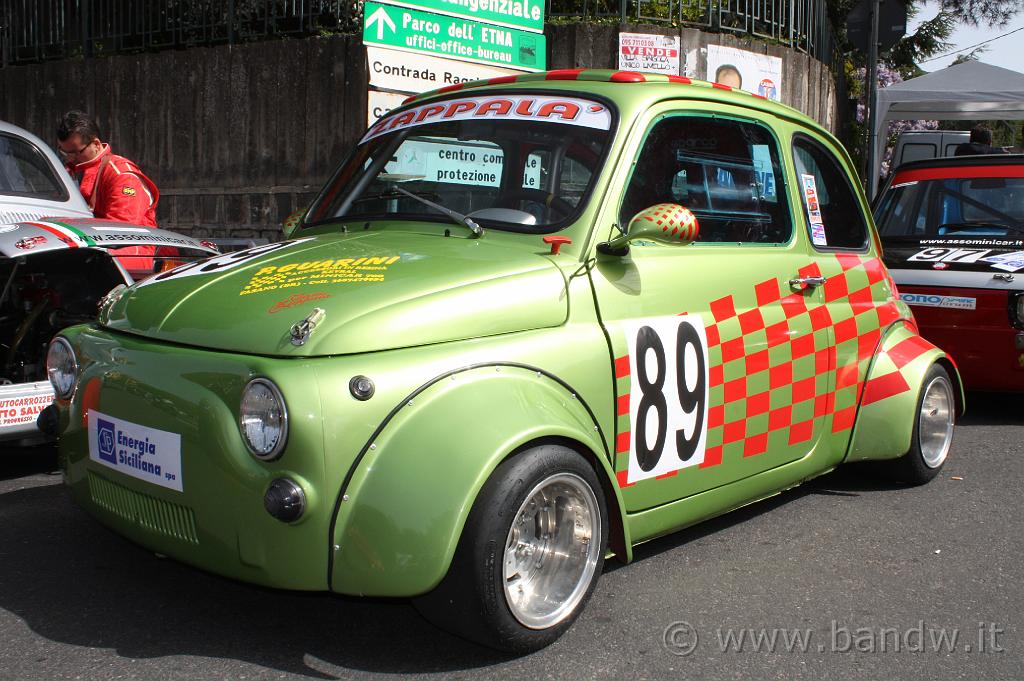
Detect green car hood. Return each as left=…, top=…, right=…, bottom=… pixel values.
left=101, top=230, right=569, bottom=356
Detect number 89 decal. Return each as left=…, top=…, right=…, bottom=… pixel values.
left=625, top=316, right=709, bottom=483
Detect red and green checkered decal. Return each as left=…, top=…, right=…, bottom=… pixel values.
left=613, top=252, right=938, bottom=489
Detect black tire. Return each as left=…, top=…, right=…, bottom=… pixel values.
left=413, top=444, right=608, bottom=653
left=885, top=363, right=956, bottom=485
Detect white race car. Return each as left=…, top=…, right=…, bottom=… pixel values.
left=0, top=119, right=218, bottom=443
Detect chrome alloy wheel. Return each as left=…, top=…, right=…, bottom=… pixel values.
left=918, top=374, right=954, bottom=468
left=503, top=472, right=602, bottom=629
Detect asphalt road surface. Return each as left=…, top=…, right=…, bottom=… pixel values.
left=2, top=392, right=1020, bottom=680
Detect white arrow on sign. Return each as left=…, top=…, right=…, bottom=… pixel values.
left=366, top=6, right=396, bottom=40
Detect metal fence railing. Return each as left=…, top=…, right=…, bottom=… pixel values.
left=0, top=0, right=357, bottom=66
left=2, top=0, right=839, bottom=69
left=547, top=0, right=839, bottom=68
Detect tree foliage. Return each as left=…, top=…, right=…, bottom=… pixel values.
left=939, top=0, right=1022, bottom=27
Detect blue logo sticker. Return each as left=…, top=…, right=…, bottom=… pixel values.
left=97, top=418, right=117, bottom=464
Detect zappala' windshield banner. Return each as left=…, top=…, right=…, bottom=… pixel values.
left=361, top=95, right=613, bottom=143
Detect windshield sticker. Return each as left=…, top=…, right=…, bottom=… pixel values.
left=239, top=255, right=401, bottom=296
left=384, top=139, right=543, bottom=188
left=907, top=247, right=992, bottom=264
left=981, top=250, right=1024, bottom=272
left=135, top=238, right=315, bottom=288
left=361, top=94, right=612, bottom=143
left=801, top=174, right=827, bottom=246
left=900, top=293, right=977, bottom=310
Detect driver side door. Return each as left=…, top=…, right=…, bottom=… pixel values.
left=589, top=105, right=836, bottom=513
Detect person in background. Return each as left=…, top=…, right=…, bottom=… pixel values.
left=954, top=125, right=1006, bottom=156
left=56, top=110, right=159, bottom=226
left=714, top=64, right=743, bottom=89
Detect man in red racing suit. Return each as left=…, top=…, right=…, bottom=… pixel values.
left=56, top=111, right=161, bottom=274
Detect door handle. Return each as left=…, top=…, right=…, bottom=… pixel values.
left=789, top=276, right=827, bottom=288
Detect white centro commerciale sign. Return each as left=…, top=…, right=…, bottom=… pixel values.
left=368, top=46, right=518, bottom=94
left=618, top=32, right=680, bottom=75
left=385, top=139, right=541, bottom=187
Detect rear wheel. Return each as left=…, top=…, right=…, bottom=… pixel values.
left=414, top=444, right=607, bottom=653
left=886, top=363, right=955, bottom=484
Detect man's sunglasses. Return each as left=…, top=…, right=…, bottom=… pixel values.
left=56, top=140, right=93, bottom=158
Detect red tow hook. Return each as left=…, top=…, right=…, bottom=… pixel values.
left=543, top=236, right=572, bottom=255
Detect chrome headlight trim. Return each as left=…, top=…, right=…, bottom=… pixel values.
left=239, top=378, right=289, bottom=461
left=46, top=336, right=78, bottom=399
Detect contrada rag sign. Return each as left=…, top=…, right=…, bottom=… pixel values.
left=705, top=44, right=782, bottom=101
left=618, top=32, right=681, bottom=75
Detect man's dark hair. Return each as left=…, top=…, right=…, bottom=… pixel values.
left=57, top=110, right=101, bottom=144
left=969, top=125, right=993, bottom=146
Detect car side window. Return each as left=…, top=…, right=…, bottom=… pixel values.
left=619, top=115, right=791, bottom=244
left=0, top=133, right=67, bottom=200
left=792, top=136, right=868, bottom=250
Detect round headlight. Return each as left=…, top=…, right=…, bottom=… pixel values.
left=46, top=337, right=78, bottom=399
left=239, top=378, right=288, bottom=460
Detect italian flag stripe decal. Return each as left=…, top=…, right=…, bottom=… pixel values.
left=26, top=221, right=96, bottom=247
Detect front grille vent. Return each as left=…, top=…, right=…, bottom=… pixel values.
left=88, top=471, right=199, bottom=544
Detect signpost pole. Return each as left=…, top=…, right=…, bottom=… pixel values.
left=865, top=0, right=880, bottom=198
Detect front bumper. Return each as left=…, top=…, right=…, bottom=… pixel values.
left=57, top=327, right=338, bottom=590
left=898, top=284, right=1024, bottom=391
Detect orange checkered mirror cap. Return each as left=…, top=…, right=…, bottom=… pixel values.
left=623, top=203, right=700, bottom=247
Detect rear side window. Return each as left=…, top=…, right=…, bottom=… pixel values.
left=619, top=115, right=791, bottom=244
left=792, top=136, right=868, bottom=250
left=0, top=133, right=68, bottom=200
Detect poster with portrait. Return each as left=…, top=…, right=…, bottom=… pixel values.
left=705, top=45, right=783, bottom=101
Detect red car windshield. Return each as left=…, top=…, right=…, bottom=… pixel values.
left=876, top=163, right=1024, bottom=239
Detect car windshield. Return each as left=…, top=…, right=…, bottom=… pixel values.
left=305, top=93, right=614, bottom=233
left=875, top=171, right=1024, bottom=239
left=0, top=133, right=67, bottom=201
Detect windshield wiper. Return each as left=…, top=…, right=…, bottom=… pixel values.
left=390, top=184, right=483, bottom=238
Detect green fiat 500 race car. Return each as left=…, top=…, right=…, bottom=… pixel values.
left=46, top=70, right=962, bottom=653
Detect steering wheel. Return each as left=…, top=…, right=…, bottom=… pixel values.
left=497, top=189, right=575, bottom=220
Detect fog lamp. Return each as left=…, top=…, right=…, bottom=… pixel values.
left=264, top=478, right=306, bottom=522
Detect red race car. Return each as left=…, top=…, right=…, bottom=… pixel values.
left=875, top=154, right=1024, bottom=391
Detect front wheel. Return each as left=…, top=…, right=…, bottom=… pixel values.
left=886, top=363, right=956, bottom=484
left=414, top=444, right=608, bottom=653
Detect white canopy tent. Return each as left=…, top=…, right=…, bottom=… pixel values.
left=870, top=60, right=1024, bottom=196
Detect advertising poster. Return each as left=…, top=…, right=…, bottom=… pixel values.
left=618, top=32, right=681, bottom=75
left=706, top=44, right=782, bottom=101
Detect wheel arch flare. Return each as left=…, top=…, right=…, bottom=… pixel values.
left=845, top=321, right=964, bottom=463
left=327, top=363, right=630, bottom=597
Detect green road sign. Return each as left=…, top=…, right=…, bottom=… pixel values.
left=362, top=2, right=545, bottom=72
left=377, top=0, right=543, bottom=33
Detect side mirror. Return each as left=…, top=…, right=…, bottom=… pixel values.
left=598, top=204, right=699, bottom=255
left=282, top=208, right=307, bottom=239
